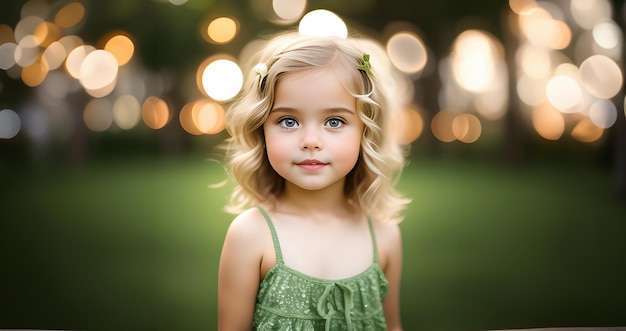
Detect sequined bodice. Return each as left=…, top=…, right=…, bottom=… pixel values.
left=253, top=207, right=389, bottom=331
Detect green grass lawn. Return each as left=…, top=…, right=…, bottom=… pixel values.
left=1, top=154, right=625, bottom=330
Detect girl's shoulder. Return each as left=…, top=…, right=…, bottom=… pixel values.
left=371, top=219, right=402, bottom=252
left=371, top=218, right=402, bottom=238
left=232, top=206, right=265, bottom=223
left=370, top=219, right=403, bottom=273
left=224, top=207, right=271, bottom=246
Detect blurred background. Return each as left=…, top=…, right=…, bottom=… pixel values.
left=1, top=0, right=626, bottom=330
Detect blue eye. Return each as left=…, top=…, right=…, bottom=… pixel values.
left=326, top=117, right=345, bottom=128
left=278, top=117, right=298, bottom=128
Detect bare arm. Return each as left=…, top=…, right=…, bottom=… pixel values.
left=218, top=210, right=265, bottom=331
left=381, top=223, right=404, bottom=331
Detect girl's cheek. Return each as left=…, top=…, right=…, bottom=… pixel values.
left=266, top=136, right=291, bottom=159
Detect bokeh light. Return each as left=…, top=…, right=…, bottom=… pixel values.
left=532, top=103, right=565, bottom=140
left=65, top=44, right=94, bottom=79
left=517, top=75, right=546, bottom=106
left=195, top=101, right=225, bottom=134
left=103, top=33, right=135, bottom=66
left=22, top=58, right=49, bottom=87
left=33, top=21, right=62, bottom=48
left=204, top=17, right=238, bottom=44
left=450, top=30, right=503, bottom=93
left=386, top=32, right=428, bottom=74
left=14, top=16, right=44, bottom=46
left=180, top=99, right=226, bottom=135
left=0, top=43, right=18, bottom=70
left=442, top=29, right=508, bottom=121
left=273, top=0, right=307, bottom=22
left=546, top=75, right=582, bottom=112
left=58, top=35, right=84, bottom=54
left=0, top=23, right=15, bottom=45
left=431, top=110, right=457, bottom=143
left=570, top=0, right=612, bottom=29
left=14, top=38, right=40, bottom=67
left=592, top=21, right=622, bottom=50
left=571, top=117, right=603, bottom=143
left=180, top=102, right=203, bottom=135
left=393, top=105, right=424, bottom=144
left=452, top=113, right=482, bottom=143
left=579, top=54, right=623, bottom=99
left=518, top=6, right=572, bottom=49
left=142, top=96, right=170, bottom=130
left=509, top=0, right=538, bottom=15
left=21, top=0, right=49, bottom=18
left=0, top=24, right=14, bottom=44
left=299, top=10, right=348, bottom=38
left=0, top=109, right=21, bottom=139
left=43, top=41, right=67, bottom=70
left=197, top=57, right=243, bottom=101
left=79, top=50, right=119, bottom=97
left=84, top=98, right=114, bottom=132
left=54, top=2, right=86, bottom=29
left=516, top=43, right=551, bottom=79
left=113, top=95, right=142, bottom=130
left=588, top=99, right=617, bottom=129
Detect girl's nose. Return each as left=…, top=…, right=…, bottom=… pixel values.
left=299, top=127, right=323, bottom=151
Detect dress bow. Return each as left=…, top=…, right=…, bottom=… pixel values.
left=316, top=282, right=354, bottom=331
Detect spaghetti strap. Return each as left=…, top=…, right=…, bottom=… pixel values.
left=257, top=206, right=284, bottom=263
left=367, top=218, right=379, bottom=263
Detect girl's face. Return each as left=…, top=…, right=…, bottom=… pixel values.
left=263, top=67, right=364, bottom=193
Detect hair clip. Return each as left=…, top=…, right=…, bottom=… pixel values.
left=357, top=53, right=372, bottom=76
left=253, top=63, right=268, bottom=87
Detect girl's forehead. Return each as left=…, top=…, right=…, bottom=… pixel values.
left=276, top=67, right=346, bottom=91
left=272, top=67, right=356, bottom=110
left=276, top=64, right=356, bottom=90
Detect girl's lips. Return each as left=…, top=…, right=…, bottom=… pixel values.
left=296, top=159, right=327, bottom=170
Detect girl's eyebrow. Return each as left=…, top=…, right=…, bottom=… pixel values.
left=270, top=107, right=356, bottom=114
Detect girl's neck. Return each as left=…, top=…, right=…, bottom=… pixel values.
left=274, top=181, right=358, bottom=218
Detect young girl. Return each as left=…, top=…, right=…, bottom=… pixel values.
left=218, top=31, right=411, bottom=331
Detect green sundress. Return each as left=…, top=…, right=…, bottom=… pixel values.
left=253, top=206, right=389, bottom=331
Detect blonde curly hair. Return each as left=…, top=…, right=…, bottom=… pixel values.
left=223, top=32, right=411, bottom=223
